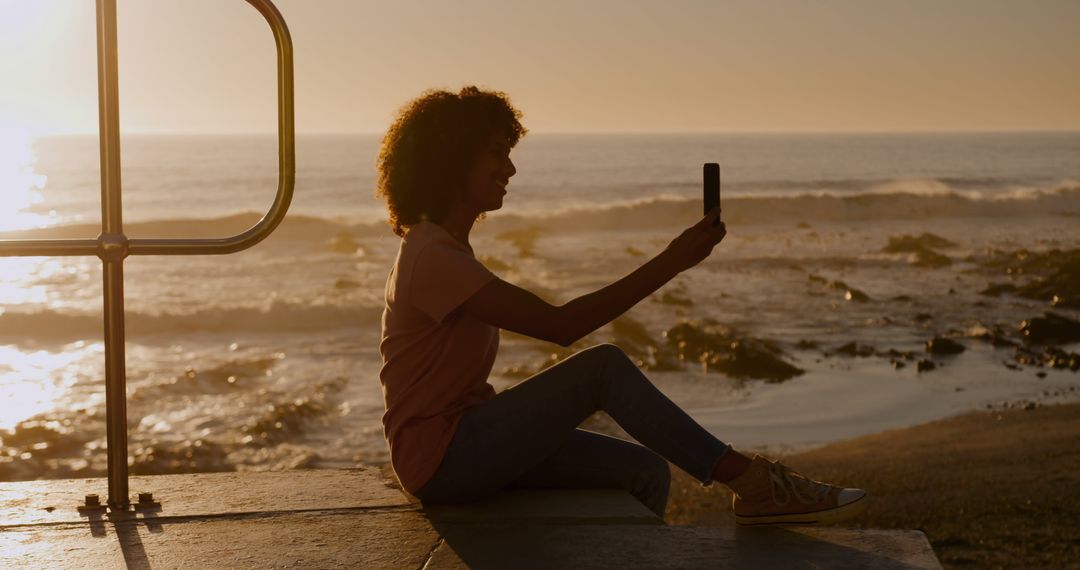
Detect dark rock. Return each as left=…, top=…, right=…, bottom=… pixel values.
left=1019, top=312, right=1080, bottom=344
left=965, top=323, right=1018, bottom=348
left=980, top=283, right=1018, bottom=297
left=1013, top=347, right=1043, bottom=367
left=835, top=342, right=876, bottom=357
left=910, top=246, right=952, bottom=268
left=975, top=248, right=1080, bottom=309
left=611, top=315, right=681, bottom=371
left=828, top=280, right=852, bottom=290
left=916, top=359, right=937, bottom=373
left=1035, top=372, right=1047, bottom=379
left=844, top=288, right=871, bottom=302
left=663, top=320, right=804, bottom=382
left=926, top=336, right=966, bottom=355
left=914, top=313, right=933, bottom=323
left=826, top=280, right=871, bottom=302
left=884, top=349, right=916, bottom=361
left=991, top=335, right=1017, bottom=348
left=1009, top=344, right=1080, bottom=370
left=882, top=233, right=957, bottom=253
left=891, top=360, right=906, bottom=370
left=1044, top=347, right=1080, bottom=371
left=1016, top=257, right=1080, bottom=309
left=796, top=339, right=819, bottom=350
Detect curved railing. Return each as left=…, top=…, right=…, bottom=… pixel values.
left=0, top=0, right=295, bottom=511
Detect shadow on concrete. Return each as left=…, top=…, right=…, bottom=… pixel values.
left=114, top=519, right=151, bottom=570
left=116, top=505, right=166, bottom=570
left=80, top=510, right=107, bottom=538
left=77, top=508, right=158, bottom=568
left=424, top=518, right=922, bottom=569
left=732, top=526, right=919, bottom=570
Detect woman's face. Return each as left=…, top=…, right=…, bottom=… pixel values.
left=463, top=133, right=516, bottom=214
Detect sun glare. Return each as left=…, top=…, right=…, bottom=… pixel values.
left=0, top=127, right=52, bottom=233
left=0, top=345, right=87, bottom=432
left=0, top=259, right=50, bottom=308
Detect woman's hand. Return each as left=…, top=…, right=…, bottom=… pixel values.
left=663, top=208, right=727, bottom=273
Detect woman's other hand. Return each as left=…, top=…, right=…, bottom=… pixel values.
left=663, top=208, right=727, bottom=272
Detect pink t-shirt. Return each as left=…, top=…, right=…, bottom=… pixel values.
left=379, top=222, right=499, bottom=493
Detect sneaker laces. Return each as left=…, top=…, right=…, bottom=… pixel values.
left=765, top=461, right=834, bottom=506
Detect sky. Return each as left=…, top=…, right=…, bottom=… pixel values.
left=1, top=0, right=1079, bottom=134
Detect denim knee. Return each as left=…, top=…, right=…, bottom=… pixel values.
left=582, top=343, right=631, bottom=366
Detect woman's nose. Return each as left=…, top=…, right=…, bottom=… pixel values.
left=505, top=158, right=517, bottom=178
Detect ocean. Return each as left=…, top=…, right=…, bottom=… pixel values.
left=1, top=132, right=1078, bottom=481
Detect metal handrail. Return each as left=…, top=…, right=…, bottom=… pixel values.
left=0, top=0, right=294, bottom=511
left=0, top=0, right=295, bottom=258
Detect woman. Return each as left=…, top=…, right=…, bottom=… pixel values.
left=376, top=86, right=866, bottom=524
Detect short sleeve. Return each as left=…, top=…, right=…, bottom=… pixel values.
left=410, top=241, right=496, bottom=323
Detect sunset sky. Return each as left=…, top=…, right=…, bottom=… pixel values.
left=1, top=0, right=1078, bottom=134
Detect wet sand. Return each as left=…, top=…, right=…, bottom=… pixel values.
left=663, top=402, right=1080, bottom=568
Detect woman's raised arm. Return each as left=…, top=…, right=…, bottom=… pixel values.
left=462, top=209, right=727, bottom=346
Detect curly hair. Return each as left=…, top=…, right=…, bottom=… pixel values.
left=375, top=86, right=527, bottom=237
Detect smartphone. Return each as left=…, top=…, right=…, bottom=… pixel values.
left=704, top=163, right=720, bottom=220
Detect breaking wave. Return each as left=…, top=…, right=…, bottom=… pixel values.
left=0, top=301, right=382, bottom=340
left=486, top=180, right=1080, bottom=232
left=3, top=179, right=1077, bottom=241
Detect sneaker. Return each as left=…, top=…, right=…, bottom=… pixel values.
left=726, top=455, right=868, bottom=526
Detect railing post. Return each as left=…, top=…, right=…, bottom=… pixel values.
left=0, top=0, right=293, bottom=513
left=95, top=0, right=130, bottom=511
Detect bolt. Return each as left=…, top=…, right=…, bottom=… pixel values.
left=138, top=492, right=154, bottom=504
left=84, top=494, right=100, bottom=507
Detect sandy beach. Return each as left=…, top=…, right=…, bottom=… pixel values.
left=662, top=402, right=1080, bottom=569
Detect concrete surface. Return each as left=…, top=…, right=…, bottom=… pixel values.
left=428, top=525, right=942, bottom=569
left=423, top=487, right=660, bottom=525
left=0, top=468, right=411, bottom=526
left=0, top=468, right=942, bottom=569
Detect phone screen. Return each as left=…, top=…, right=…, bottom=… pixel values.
left=704, top=163, right=720, bottom=215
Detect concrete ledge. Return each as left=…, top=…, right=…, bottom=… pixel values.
left=0, top=469, right=941, bottom=569
left=1, top=511, right=440, bottom=570
left=0, top=467, right=410, bottom=526
left=428, top=524, right=942, bottom=569
left=422, top=488, right=662, bottom=525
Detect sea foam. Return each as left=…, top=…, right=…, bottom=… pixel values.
left=0, top=301, right=381, bottom=340
left=4, top=179, right=1077, bottom=242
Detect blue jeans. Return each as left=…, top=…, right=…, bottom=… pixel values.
left=413, top=344, right=731, bottom=517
